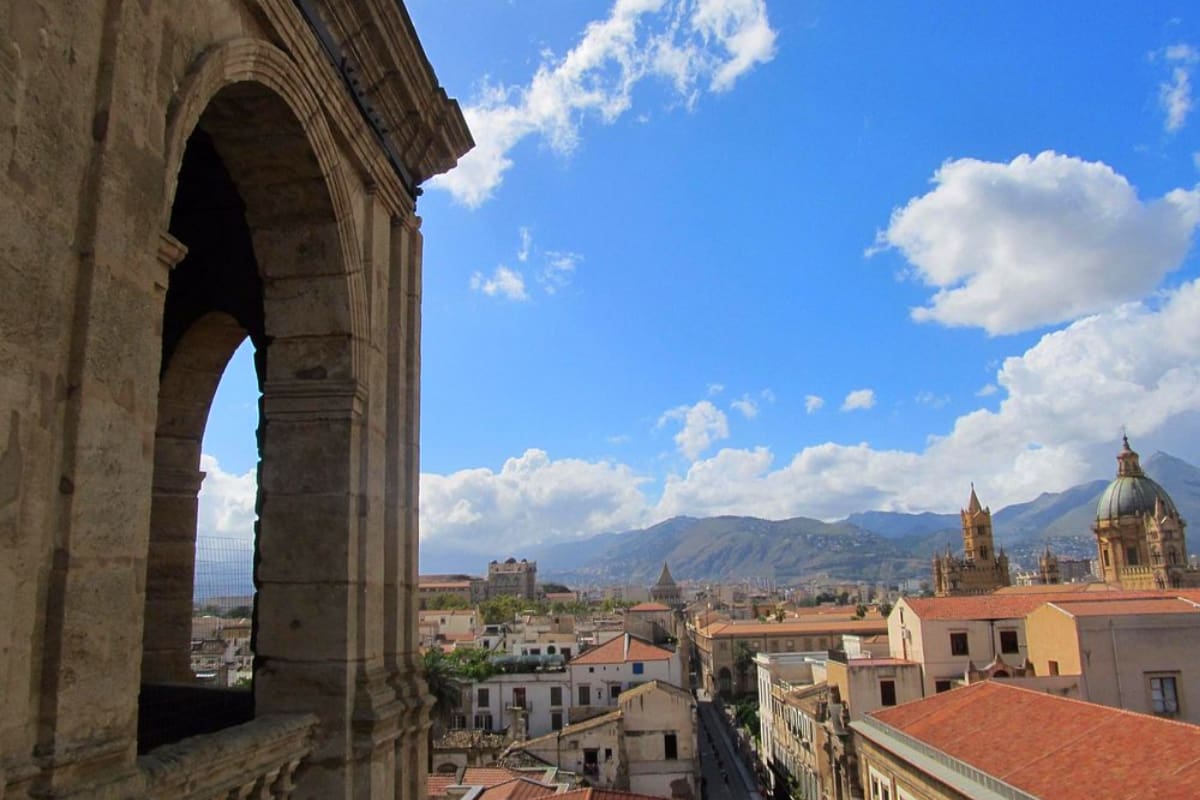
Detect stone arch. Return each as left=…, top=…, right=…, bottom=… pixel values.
left=140, top=43, right=376, bottom=770
left=161, top=38, right=368, bottom=370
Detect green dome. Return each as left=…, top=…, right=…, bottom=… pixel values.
left=1095, top=437, right=1178, bottom=521
left=1096, top=475, right=1177, bottom=521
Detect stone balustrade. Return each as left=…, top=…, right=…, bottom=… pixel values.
left=139, top=713, right=318, bottom=799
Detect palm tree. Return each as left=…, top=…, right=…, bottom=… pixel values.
left=421, top=649, right=463, bottom=768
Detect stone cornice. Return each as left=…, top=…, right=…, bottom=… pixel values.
left=290, top=0, right=473, bottom=191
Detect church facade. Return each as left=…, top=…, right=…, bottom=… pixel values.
left=932, top=487, right=1012, bottom=596
left=1093, top=437, right=1199, bottom=590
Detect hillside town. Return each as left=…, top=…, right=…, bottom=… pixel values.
left=182, top=437, right=1200, bottom=800
left=5, top=2, right=1200, bottom=800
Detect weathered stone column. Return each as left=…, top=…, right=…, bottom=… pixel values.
left=386, top=212, right=428, bottom=800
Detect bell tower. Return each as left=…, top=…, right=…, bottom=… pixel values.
left=961, top=484, right=996, bottom=563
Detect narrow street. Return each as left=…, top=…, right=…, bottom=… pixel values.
left=695, top=693, right=762, bottom=800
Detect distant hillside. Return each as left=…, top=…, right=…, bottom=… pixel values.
left=424, top=451, right=1200, bottom=583
left=541, top=515, right=928, bottom=585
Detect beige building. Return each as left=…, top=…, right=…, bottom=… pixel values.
left=693, top=616, right=888, bottom=697
left=488, top=558, right=539, bottom=600
left=1, top=1, right=470, bottom=798
left=889, top=595, right=1042, bottom=695
left=1024, top=596, right=1200, bottom=722
left=754, top=653, right=829, bottom=800
left=624, top=602, right=677, bottom=645
left=510, top=682, right=698, bottom=800
left=931, top=486, right=1011, bottom=596
left=419, top=576, right=485, bottom=610
left=853, top=680, right=1200, bottom=800
left=824, top=655, right=923, bottom=722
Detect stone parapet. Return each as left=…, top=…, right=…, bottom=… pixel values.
left=139, top=713, right=318, bottom=800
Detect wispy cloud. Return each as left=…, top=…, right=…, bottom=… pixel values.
left=731, top=395, right=759, bottom=419
left=915, top=391, right=950, bottom=409
left=430, top=0, right=777, bottom=207
left=541, top=250, right=582, bottom=294
left=470, top=266, right=528, bottom=300
left=841, top=389, right=876, bottom=412
left=976, top=383, right=998, bottom=397
left=707, top=383, right=726, bottom=396
left=518, top=226, right=532, bottom=262
left=1160, top=44, right=1199, bottom=133
left=804, top=394, right=824, bottom=414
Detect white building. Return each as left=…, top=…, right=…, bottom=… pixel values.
left=568, top=633, right=682, bottom=714
left=465, top=670, right=571, bottom=739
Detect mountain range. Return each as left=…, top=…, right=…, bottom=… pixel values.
left=482, top=451, right=1200, bottom=585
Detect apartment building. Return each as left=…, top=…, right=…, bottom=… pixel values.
left=568, top=634, right=682, bottom=717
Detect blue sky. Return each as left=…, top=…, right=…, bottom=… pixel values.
left=198, top=1, right=1200, bottom=566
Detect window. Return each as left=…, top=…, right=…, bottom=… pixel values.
left=451, top=714, right=466, bottom=729
left=1127, top=546, right=1140, bottom=566
left=664, top=733, right=678, bottom=760
left=632, top=662, right=644, bottom=675
left=1048, top=661, right=1059, bottom=676
left=1149, top=674, right=1181, bottom=716
left=589, top=666, right=595, bottom=673
left=477, top=688, right=490, bottom=707
left=999, top=630, right=1019, bottom=654
left=980, top=546, right=988, bottom=560
left=474, top=713, right=493, bottom=730
left=551, top=711, right=563, bottom=731
left=949, top=632, right=969, bottom=656
left=604, top=748, right=613, bottom=761
left=880, top=680, right=897, bottom=707
left=578, top=684, right=591, bottom=705
left=583, top=749, right=599, bottom=776
left=529, top=648, right=541, bottom=655
left=1103, top=549, right=1110, bottom=567
left=512, top=688, right=527, bottom=709
left=934, top=680, right=952, bottom=694
left=610, top=684, right=621, bottom=699
left=550, top=686, right=563, bottom=706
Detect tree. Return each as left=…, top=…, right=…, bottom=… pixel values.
left=479, top=595, right=527, bottom=624
left=732, top=640, right=756, bottom=695
left=421, top=648, right=464, bottom=771
left=854, top=603, right=867, bottom=619
left=541, top=582, right=572, bottom=594
left=879, top=602, right=893, bottom=618
left=426, top=593, right=469, bottom=610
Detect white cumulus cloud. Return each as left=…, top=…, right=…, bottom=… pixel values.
left=658, top=399, right=730, bottom=460
left=419, top=449, right=652, bottom=554
left=873, top=151, right=1200, bottom=335
left=470, top=265, right=528, bottom=300
left=429, top=0, right=777, bottom=207
left=841, top=389, right=876, bottom=411
left=197, top=455, right=257, bottom=542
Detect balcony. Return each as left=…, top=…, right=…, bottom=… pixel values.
left=139, top=713, right=318, bottom=799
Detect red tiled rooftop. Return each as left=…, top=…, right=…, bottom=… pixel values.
left=427, top=774, right=457, bottom=798
left=477, top=778, right=558, bottom=800
left=867, top=681, right=1200, bottom=800
left=1051, top=597, right=1200, bottom=616
left=556, top=789, right=667, bottom=800
left=461, top=767, right=521, bottom=787
left=570, top=634, right=673, bottom=665
left=627, top=602, right=671, bottom=612
left=702, top=618, right=887, bottom=637
left=901, top=590, right=1176, bottom=620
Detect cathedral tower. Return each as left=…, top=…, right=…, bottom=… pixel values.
left=933, top=486, right=1011, bottom=596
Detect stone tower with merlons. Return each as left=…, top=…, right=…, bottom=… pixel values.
left=932, top=485, right=1012, bottom=596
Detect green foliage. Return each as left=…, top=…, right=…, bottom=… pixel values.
left=479, top=595, right=530, bottom=623
left=445, top=647, right=497, bottom=682
left=600, top=597, right=634, bottom=613
left=421, top=649, right=465, bottom=724
left=223, top=605, right=253, bottom=618
left=774, top=608, right=786, bottom=622
left=732, top=640, right=755, bottom=676
left=541, top=582, right=572, bottom=594
left=732, top=697, right=759, bottom=732
left=426, top=593, right=470, bottom=610
left=879, top=602, right=893, bottom=618
left=854, top=603, right=867, bottom=619
left=550, top=599, right=592, bottom=616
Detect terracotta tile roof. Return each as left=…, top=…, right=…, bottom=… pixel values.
left=701, top=619, right=887, bottom=637
left=627, top=602, right=672, bottom=612
left=477, top=778, right=559, bottom=800
left=1051, top=597, right=1200, bottom=616
left=866, top=681, right=1200, bottom=800
left=427, top=774, right=457, bottom=798
left=992, top=582, right=1119, bottom=595
left=556, top=789, right=667, bottom=800
left=901, top=590, right=1174, bottom=621
left=569, top=634, right=673, bottom=665
left=461, top=767, right=521, bottom=787
left=515, top=711, right=623, bottom=750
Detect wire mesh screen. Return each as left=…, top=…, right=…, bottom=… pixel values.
left=192, top=535, right=255, bottom=688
